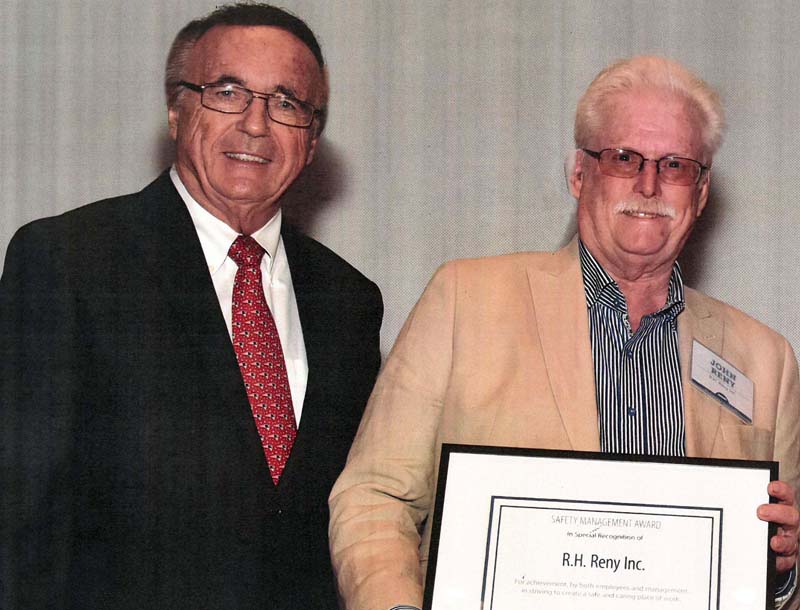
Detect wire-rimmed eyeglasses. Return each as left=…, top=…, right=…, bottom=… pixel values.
left=179, top=81, right=320, bottom=129
left=582, top=148, right=708, bottom=186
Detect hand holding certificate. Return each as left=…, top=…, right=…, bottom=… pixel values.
left=423, top=446, right=778, bottom=610
left=758, top=480, right=800, bottom=574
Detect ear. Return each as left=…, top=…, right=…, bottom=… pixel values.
left=305, top=134, right=320, bottom=166
left=568, top=149, right=585, bottom=199
left=168, top=105, right=179, bottom=141
left=695, top=168, right=711, bottom=217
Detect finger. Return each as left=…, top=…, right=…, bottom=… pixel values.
left=758, top=504, right=800, bottom=530
left=776, top=554, right=795, bottom=574
left=769, top=481, right=797, bottom=505
left=772, top=532, right=799, bottom=556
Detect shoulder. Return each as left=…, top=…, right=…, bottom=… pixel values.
left=281, top=224, right=381, bottom=300
left=2, top=173, right=183, bottom=304
left=394, top=249, right=571, bottom=325
left=5, top=172, right=176, bottom=257
left=685, top=286, right=791, bottom=351
left=428, top=247, right=573, bottom=289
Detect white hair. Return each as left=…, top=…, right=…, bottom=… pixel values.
left=574, top=56, right=725, bottom=158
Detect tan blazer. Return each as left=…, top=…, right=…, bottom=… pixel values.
left=330, top=240, right=800, bottom=610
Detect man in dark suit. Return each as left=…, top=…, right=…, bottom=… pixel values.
left=0, top=4, right=382, bottom=609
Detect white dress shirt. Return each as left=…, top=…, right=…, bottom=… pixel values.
left=170, top=167, right=308, bottom=423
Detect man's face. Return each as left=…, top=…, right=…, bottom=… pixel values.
left=169, top=25, right=324, bottom=231
left=570, top=90, right=710, bottom=278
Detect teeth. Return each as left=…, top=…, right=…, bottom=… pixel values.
left=226, top=153, right=269, bottom=164
left=623, top=210, right=662, bottom=218
left=613, top=200, right=676, bottom=220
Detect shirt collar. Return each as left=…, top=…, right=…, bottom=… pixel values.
left=578, top=239, right=685, bottom=319
left=170, top=166, right=282, bottom=275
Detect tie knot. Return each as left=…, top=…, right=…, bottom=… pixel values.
left=228, top=235, right=265, bottom=268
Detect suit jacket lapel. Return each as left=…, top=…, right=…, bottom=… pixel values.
left=131, top=173, right=267, bottom=468
left=134, top=172, right=228, bottom=333
left=526, top=238, right=730, bottom=457
left=527, top=239, right=601, bottom=451
left=276, top=225, right=324, bottom=483
left=680, top=290, right=725, bottom=457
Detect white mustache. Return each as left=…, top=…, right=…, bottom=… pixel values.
left=612, top=199, right=676, bottom=219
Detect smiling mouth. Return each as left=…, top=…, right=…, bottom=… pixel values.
left=225, top=152, right=270, bottom=164
left=621, top=210, right=669, bottom=219
left=613, top=199, right=677, bottom=220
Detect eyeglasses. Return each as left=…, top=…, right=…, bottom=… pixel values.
left=178, top=81, right=319, bottom=129
left=582, top=148, right=708, bottom=186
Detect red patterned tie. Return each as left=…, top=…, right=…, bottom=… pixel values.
left=228, top=235, right=296, bottom=485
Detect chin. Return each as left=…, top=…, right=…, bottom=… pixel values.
left=617, top=237, right=671, bottom=258
left=617, top=227, right=672, bottom=250
left=216, top=180, right=275, bottom=201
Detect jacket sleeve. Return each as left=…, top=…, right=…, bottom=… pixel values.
left=774, top=337, right=800, bottom=504
left=1, top=221, right=83, bottom=608
left=329, top=262, right=458, bottom=610
left=774, top=338, right=800, bottom=610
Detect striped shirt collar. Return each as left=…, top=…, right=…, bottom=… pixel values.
left=578, top=239, right=685, bottom=322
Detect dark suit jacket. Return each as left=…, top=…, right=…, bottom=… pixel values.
left=0, top=172, right=383, bottom=610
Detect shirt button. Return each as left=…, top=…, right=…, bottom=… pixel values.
left=627, top=407, right=636, bottom=417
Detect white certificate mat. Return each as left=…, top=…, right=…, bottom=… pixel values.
left=483, top=499, right=720, bottom=610
left=423, top=446, right=777, bottom=610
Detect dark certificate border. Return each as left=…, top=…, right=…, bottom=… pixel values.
left=422, top=444, right=778, bottom=610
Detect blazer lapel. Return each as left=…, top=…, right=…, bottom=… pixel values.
left=525, top=237, right=730, bottom=458
left=131, top=173, right=267, bottom=468
left=680, top=291, right=725, bottom=457
left=527, top=239, right=601, bottom=451
left=274, top=226, right=324, bottom=484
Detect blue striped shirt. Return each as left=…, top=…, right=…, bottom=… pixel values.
left=579, top=241, right=686, bottom=456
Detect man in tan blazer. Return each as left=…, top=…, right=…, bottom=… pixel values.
left=329, top=56, right=800, bottom=610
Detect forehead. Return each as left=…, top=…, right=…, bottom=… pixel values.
left=598, top=90, right=704, bottom=158
left=187, top=25, right=323, bottom=100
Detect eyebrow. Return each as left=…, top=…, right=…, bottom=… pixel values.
left=205, top=77, right=308, bottom=103
left=615, top=147, right=695, bottom=160
left=274, top=84, right=306, bottom=102
left=208, top=74, right=246, bottom=87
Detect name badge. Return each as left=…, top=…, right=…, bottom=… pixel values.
left=691, top=340, right=754, bottom=424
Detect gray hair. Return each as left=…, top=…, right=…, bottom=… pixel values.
left=574, top=56, right=724, bottom=158
left=164, top=2, right=328, bottom=134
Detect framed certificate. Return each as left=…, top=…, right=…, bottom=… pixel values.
left=423, top=445, right=777, bottom=610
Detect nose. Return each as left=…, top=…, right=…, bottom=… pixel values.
left=238, top=97, right=271, bottom=136
left=634, top=159, right=660, bottom=198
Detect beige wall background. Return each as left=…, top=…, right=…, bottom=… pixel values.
left=3, top=0, right=799, bottom=357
